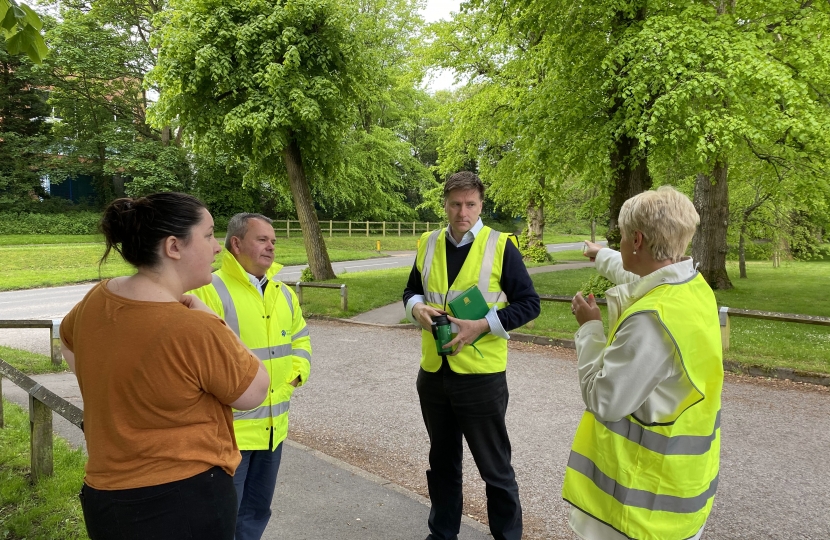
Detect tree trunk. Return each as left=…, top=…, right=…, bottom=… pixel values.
left=607, top=134, right=651, bottom=250
left=692, top=160, right=733, bottom=290
left=738, top=221, right=747, bottom=278
left=590, top=218, right=596, bottom=243
left=282, top=137, right=336, bottom=280
left=526, top=193, right=545, bottom=248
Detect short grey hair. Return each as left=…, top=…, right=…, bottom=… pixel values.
left=618, top=186, right=700, bottom=262
left=225, top=213, right=273, bottom=250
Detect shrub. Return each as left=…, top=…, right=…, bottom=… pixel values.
left=580, top=274, right=615, bottom=299
left=300, top=267, right=315, bottom=282
left=517, top=228, right=550, bottom=263
left=0, top=212, right=102, bottom=234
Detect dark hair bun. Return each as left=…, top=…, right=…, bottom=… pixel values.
left=99, top=193, right=206, bottom=268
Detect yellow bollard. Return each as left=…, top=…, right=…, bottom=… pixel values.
left=376, top=240, right=381, bottom=252
left=417, top=238, right=420, bottom=249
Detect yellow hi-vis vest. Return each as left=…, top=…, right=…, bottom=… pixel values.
left=562, top=273, right=723, bottom=540
left=416, top=226, right=509, bottom=374
left=191, top=250, right=311, bottom=451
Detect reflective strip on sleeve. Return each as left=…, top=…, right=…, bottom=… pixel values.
left=478, top=229, right=501, bottom=293
left=600, top=410, right=721, bottom=456
left=292, top=326, right=310, bottom=341
left=420, top=230, right=441, bottom=297
left=292, top=349, right=311, bottom=362
left=280, top=283, right=294, bottom=318
left=250, top=344, right=293, bottom=360
left=567, top=451, right=719, bottom=513
left=211, top=274, right=240, bottom=336
left=233, top=400, right=290, bottom=421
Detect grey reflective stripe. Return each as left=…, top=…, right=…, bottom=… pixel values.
left=478, top=229, right=501, bottom=293
left=212, top=274, right=240, bottom=336
left=251, top=344, right=293, bottom=360
left=279, top=283, right=294, bottom=318
left=292, top=326, right=310, bottom=341
left=420, top=230, right=441, bottom=296
left=233, top=400, right=290, bottom=421
left=293, top=349, right=311, bottom=361
left=600, top=410, right=721, bottom=456
left=425, top=291, right=444, bottom=305
left=567, top=451, right=719, bottom=513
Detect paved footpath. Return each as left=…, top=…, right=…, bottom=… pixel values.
left=4, top=320, right=829, bottom=539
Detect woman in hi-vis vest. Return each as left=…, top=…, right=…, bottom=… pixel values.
left=563, top=186, right=723, bottom=540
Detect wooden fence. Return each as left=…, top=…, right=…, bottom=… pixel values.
left=276, top=220, right=444, bottom=238
left=538, top=295, right=830, bottom=351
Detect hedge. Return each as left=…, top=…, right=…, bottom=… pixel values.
left=0, top=212, right=102, bottom=235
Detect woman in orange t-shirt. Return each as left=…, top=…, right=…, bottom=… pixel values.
left=60, top=192, right=270, bottom=540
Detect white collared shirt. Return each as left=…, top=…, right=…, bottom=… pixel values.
left=406, top=218, right=509, bottom=339
left=246, top=272, right=269, bottom=297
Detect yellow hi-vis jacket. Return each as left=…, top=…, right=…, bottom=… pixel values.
left=416, top=226, right=509, bottom=374
left=191, top=250, right=311, bottom=451
left=562, top=273, right=722, bottom=540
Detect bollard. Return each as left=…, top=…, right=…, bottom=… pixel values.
left=417, top=238, right=420, bottom=249
left=719, top=306, right=730, bottom=351
left=340, top=284, right=348, bottom=311
left=376, top=240, right=381, bottom=252
left=30, top=393, right=53, bottom=481
left=50, top=319, right=62, bottom=367
left=295, top=282, right=304, bottom=305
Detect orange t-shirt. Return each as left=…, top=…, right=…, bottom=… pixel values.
left=60, top=281, right=260, bottom=490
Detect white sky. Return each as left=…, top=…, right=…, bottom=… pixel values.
left=420, top=0, right=463, bottom=92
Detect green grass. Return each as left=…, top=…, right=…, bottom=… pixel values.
left=0, top=399, right=87, bottom=540
left=542, top=232, right=605, bottom=245
left=0, top=346, right=69, bottom=375
left=295, top=267, right=410, bottom=318
left=525, top=261, right=830, bottom=374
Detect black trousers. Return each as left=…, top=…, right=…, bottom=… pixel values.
left=79, top=466, right=237, bottom=540
left=416, top=360, right=522, bottom=540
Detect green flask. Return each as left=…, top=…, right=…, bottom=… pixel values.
left=431, top=314, right=453, bottom=355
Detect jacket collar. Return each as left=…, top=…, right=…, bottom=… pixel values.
left=218, top=249, right=284, bottom=286
left=605, top=258, right=697, bottom=328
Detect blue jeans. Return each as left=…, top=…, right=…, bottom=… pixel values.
left=233, top=439, right=284, bottom=540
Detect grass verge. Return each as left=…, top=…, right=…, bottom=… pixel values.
left=0, top=399, right=87, bottom=540
left=294, top=267, right=410, bottom=318
left=0, top=347, right=68, bottom=375
left=526, top=261, right=830, bottom=374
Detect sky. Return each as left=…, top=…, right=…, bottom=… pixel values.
left=420, top=0, right=463, bottom=92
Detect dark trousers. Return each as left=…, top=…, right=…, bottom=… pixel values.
left=416, top=361, right=522, bottom=540
left=80, top=466, right=237, bottom=540
left=233, top=440, right=284, bottom=540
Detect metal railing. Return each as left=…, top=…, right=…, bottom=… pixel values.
left=538, top=295, right=830, bottom=351
left=283, top=281, right=348, bottom=311
left=276, top=220, right=443, bottom=238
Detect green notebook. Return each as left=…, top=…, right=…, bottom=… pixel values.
left=447, top=285, right=491, bottom=345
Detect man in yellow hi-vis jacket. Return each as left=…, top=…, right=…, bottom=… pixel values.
left=191, top=213, right=311, bottom=540
left=403, top=172, right=540, bottom=540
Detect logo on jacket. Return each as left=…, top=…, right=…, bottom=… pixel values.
left=281, top=330, right=287, bottom=337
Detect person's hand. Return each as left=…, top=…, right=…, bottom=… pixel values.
left=445, top=316, right=489, bottom=356
left=179, top=294, right=214, bottom=315
left=572, top=292, right=602, bottom=326
left=290, top=376, right=300, bottom=387
left=412, top=302, right=447, bottom=329
left=583, top=241, right=603, bottom=262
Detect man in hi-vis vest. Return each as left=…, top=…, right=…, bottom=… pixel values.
left=192, top=213, right=311, bottom=540
left=403, top=171, right=540, bottom=540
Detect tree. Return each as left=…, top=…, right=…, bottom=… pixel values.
left=0, top=42, right=52, bottom=209
left=1, top=0, right=47, bottom=63
left=150, top=0, right=422, bottom=279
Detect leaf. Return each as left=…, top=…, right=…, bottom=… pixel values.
left=1, top=4, right=17, bottom=32
left=19, top=4, right=41, bottom=31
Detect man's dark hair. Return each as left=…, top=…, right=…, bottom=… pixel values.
left=443, top=171, right=484, bottom=200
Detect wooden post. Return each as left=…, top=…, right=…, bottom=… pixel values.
left=329, top=220, right=333, bottom=238
left=348, top=221, right=352, bottom=237
left=0, top=376, right=4, bottom=428
left=340, top=284, right=348, bottom=311
left=412, top=221, right=416, bottom=235
left=286, top=220, right=290, bottom=239
left=426, top=221, right=430, bottom=232
left=719, top=307, right=731, bottom=352
left=398, top=222, right=401, bottom=236
left=382, top=221, right=386, bottom=236
left=295, top=282, right=303, bottom=305
left=366, top=221, right=369, bottom=237
left=30, top=394, right=53, bottom=481
left=50, top=320, right=62, bottom=367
